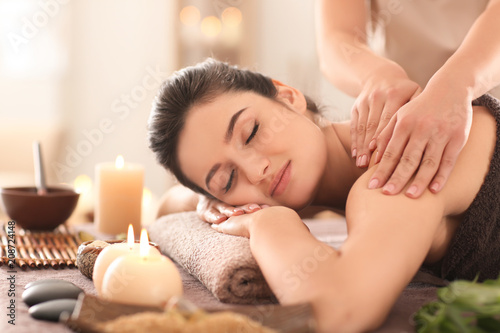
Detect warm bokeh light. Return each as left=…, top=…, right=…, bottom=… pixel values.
left=73, top=174, right=92, bottom=194
left=127, top=224, right=135, bottom=248
left=221, top=7, right=242, bottom=27
left=142, top=187, right=152, bottom=208
left=115, top=155, right=124, bottom=169
left=201, top=16, right=222, bottom=38
left=139, top=228, right=150, bottom=257
left=180, top=5, right=200, bottom=26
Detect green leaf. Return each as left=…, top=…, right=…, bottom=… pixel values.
left=414, top=275, right=500, bottom=333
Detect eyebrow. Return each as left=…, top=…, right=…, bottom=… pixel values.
left=224, top=107, right=247, bottom=143
left=205, top=163, right=221, bottom=190
left=206, top=107, right=247, bottom=190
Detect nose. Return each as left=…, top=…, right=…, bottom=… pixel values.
left=239, top=150, right=270, bottom=185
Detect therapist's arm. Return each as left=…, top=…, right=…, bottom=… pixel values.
left=315, top=0, right=420, bottom=167
left=369, top=0, right=500, bottom=198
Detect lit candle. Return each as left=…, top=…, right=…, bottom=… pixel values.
left=95, top=155, right=144, bottom=235
left=101, top=229, right=183, bottom=307
left=92, top=225, right=160, bottom=295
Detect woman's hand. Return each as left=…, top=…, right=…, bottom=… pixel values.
left=196, top=195, right=268, bottom=223
left=211, top=206, right=299, bottom=238
left=351, top=67, right=421, bottom=168
left=369, top=87, right=473, bottom=198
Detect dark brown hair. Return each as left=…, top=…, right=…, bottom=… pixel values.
left=148, top=58, right=318, bottom=197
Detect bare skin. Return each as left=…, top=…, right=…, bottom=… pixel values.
left=159, top=83, right=496, bottom=331
left=315, top=0, right=500, bottom=198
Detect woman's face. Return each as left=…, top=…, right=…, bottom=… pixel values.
left=177, top=83, right=328, bottom=210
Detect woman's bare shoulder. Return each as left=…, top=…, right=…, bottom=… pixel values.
left=346, top=104, right=497, bottom=228
left=439, top=105, right=497, bottom=215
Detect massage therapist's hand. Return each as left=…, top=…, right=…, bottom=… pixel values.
left=351, top=66, right=421, bottom=168
left=369, top=87, right=473, bottom=198
left=196, top=195, right=268, bottom=223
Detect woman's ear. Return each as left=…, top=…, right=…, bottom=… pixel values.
left=272, top=79, right=308, bottom=114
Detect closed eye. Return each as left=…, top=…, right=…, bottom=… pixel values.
left=224, top=121, right=257, bottom=193
left=245, top=121, right=259, bottom=145
left=224, top=169, right=235, bottom=193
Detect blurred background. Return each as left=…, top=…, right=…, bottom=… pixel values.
left=0, top=0, right=354, bottom=223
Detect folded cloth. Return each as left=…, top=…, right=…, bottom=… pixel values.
left=425, top=94, right=500, bottom=281
left=147, top=212, right=276, bottom=304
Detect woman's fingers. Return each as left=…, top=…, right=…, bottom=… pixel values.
left=237, top=203, right=263, bottom=214
left=199, top=207, right=228, bottom=223
left=211, top=214, right=251, bottom=238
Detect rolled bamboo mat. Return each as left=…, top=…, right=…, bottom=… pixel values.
left=1, top=221, right=81, bottom=270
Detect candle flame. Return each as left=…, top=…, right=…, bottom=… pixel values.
left=127, top=224, right=134, bottom=248
left=140, top=229, right=150, bottom=257
left=115, top=155, right=125, bottom=169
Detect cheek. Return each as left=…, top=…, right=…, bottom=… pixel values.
left=223, top=187, right=265, bottom=206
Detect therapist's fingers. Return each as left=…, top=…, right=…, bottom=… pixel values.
left=428, top=137, right=465, bottom=194
left=370, top=98, right=403, bottom=154
left=381, top=133, right=429, bottom=195
left=357, top=94, right=385, bottom=168
left=404, top=139, right=445, bottom=198
left=368, top=118, right=409, bottom=191
left=371, top=87, right=421, bottom=150
left=350, top=103, right=360, bottom=159
left=374, top=115, right=397, bottom=164
left=355, top=99, right=369, bottom=167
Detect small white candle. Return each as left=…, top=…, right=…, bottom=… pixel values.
left=92, top=225, right=160, bottom=295
left=101, top=229, right=183, bottom=307
left=95, top=155, right=144, bottom=235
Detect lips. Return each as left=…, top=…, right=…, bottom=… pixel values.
left=269, top=160, right=291, bottom=197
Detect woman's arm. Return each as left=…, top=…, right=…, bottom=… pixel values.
left=211, top=188, right=445, bottom=332
left=315, top=0, right=421, bottom=169
left=427, top=0, right=500, bottom=100
left=156, top=184, right=200, bottom=218
left=249, top=189, right=444, bottom=332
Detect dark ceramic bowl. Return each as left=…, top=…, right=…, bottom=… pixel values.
left=0, top=186, right=80, bottom=230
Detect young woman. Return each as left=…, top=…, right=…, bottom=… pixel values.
left=148, top=59, right=500, bottom=332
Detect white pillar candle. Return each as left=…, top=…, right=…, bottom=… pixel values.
left=92, top=225, right=160, bottom=295
left=101, top=229, right=183, bottom=307
left=95, top=155, right=144, bottom=235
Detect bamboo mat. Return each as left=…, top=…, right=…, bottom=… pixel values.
left=1, top=221, right=80, bottom=270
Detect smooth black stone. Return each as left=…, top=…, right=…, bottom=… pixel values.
left=25, top=279, right=76, bottom=290
left=22, top=282, right=83, bottom=306
left=29, top=299, right=77, bottom=322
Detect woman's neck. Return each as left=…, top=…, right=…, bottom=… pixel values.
left=311, top=121, right=366, bottom=210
